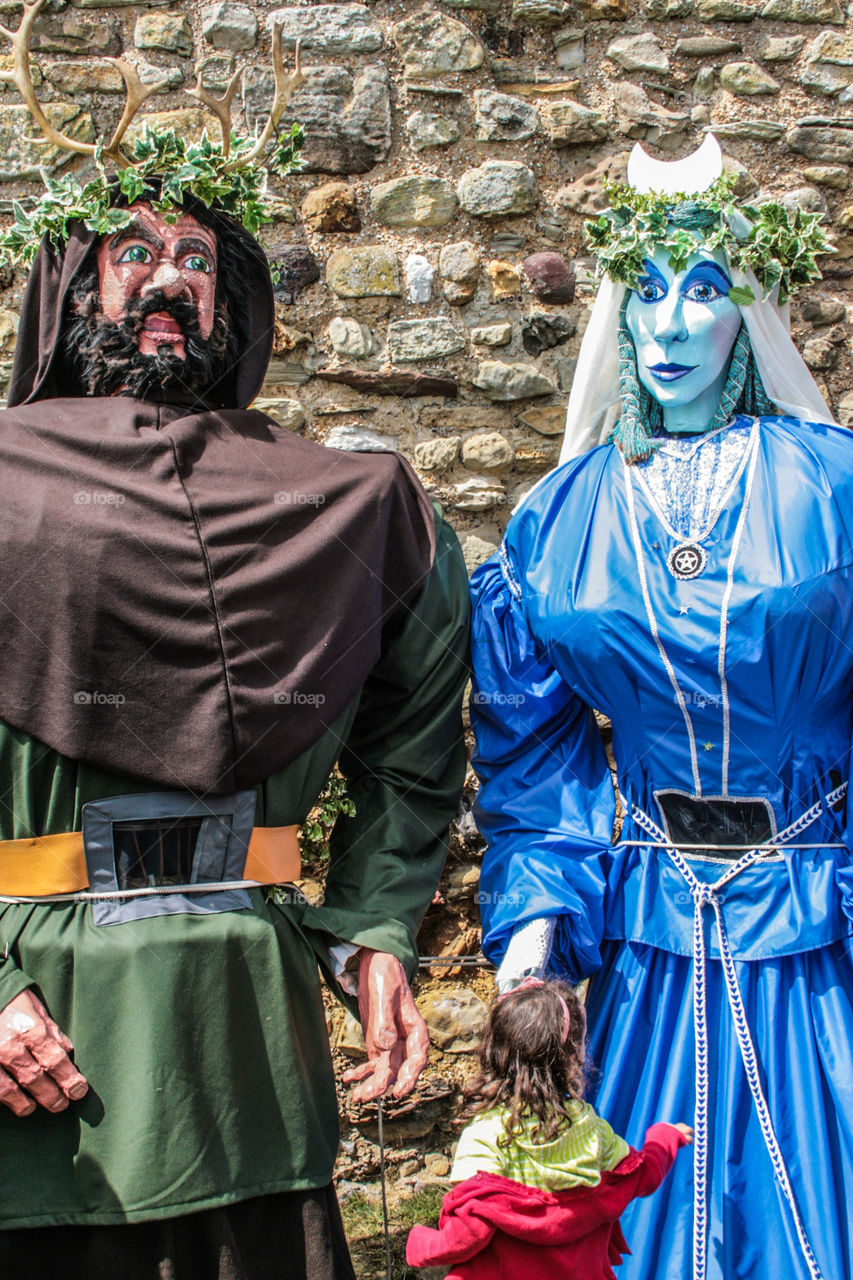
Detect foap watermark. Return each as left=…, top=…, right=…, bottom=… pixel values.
left=273, top=690, right=326, bottom=707
left=74, top=490, right=125, bottom=507
left=470, top=690, right=526, bottom=707
left=475, top=890, right=526, bottom=908
left=678, top=691, right=723, bottom=709
left=74, top=690, right=126, bottom=707
left=274, top=491, right=326, bottom=509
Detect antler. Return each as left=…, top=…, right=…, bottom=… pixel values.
left=0, top=0, right=97, bottom=160
left=0, top=0, right=171, bottom=168
left=224, top=25, right=304, bottom=172
left=103, top=58, right=173, bottom=164
left=186, top=68, right=244, bottom=159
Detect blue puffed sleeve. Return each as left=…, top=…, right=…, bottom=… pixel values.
left=469, top=537, right=617, bottom=983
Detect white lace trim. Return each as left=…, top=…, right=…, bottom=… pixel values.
left=636, top=420, right=754, bottom=542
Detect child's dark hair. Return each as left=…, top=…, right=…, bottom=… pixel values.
left=460, top=979, right=587, bottom=1146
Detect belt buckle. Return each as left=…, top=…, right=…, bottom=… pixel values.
left=81, top=790, right=257, bottom=926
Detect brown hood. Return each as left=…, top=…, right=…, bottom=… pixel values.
left=8, top=199, right=275, bottom=411
left=0, top=216, right=436, bottom=793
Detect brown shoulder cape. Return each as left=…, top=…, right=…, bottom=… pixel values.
left=0, top=218, right=435, bottom=793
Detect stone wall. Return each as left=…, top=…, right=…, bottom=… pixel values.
left=1, top=0, right=852, bottom=571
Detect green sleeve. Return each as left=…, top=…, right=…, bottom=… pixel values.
left=299, top=506, right=470, bottom=993
left=0, top=905, right=38, bottom=1007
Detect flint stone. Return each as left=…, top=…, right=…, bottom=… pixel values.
left=808, top=30, right=853, bottom=62
left=720, top=61, right=779, bottom=93
left=522, top=252, right=575, bottom=303
left=761, top=0, right=843, bottom=18
left=617, top=83, right=690, bottom=143
left=406, top=111, right=460, bottom=151
left=511, top=0, right=569, bottom=23
left=787, top=124, right=853, bottom=163
left=475, top=90, right=540, bottom=141
left=326, top=246, right=400, bottom=298
left=835, top=202, right=853, bottom=226
left=462, top=432, right=515, bottom=471
left=694, top=66, right=715, bottom=99
left=440, top=242, right=479, bottom=304
left=676, top=36, right=742, bottom=54
left=800, top=296, right=846, bottom=322
left=488, top=260, right=522, bottom=299
left=556, top=152, right=630, bottom=214
left=521, top=314, right=576, bottom=356
left=45, top=59, right=124, bottom=93
left=201, top=4, right=257, bottom=51
left=302, top=182, right=361, bottom=233
left=799, top=62, right=853, bottom=92
left=761, top=35, right=806, bottom=60
left=491, top=232, right=527, bottom=253
left=71, top=0, right=169, bottom=8
left=803, top=165, right=849, bottom=186
left=414, top=437, right=461, bottom=471
left=325, top=425, right=399, bottom=453
left=246, top=65, right=391, bottom=175
left=318, top=367, right=457, bottom=397
left=608, top=33, right=669, bottom=73
left=393, top=10, right=484, bottom=78
left=544, top=99, right=608, bottom=146
left=646, top=0, right=693, bottom=12
left=265, top=4, right=382, bottom=54
left=195, top=53, right=234, bottom=92
left=31, top=15, right=121, bottom=55
left=451, top=477, right=507, bottom=510
left=442, top=0, right=502, bottom=8
left=252, top=397, right=305, bottom=431
left=138, top=61, right=184, bottom=89
left=371, top=176, right=457, bottom=229
left=775, top=185, right=828, bottom=213
left=837, top=390, right=853, bottom=425
left=472, top=322, right=513, bottom=346
left=803, top=335, right=839, bottom=369
left=577, top=0, right=630, bottom=17
left=553, top=27, right=585, bottom=70
left=270, top=246, right=320, bottom=304
left=473, top=361, right=556, bottom=400
left=518, top=404, right=566, bottom=434
left=406, top=254, right=435, bottom=304
left=516, top=442, right=559, bottom=471
left=692, top=103, right=712, bottom=124
left=712, top=120, right=785, bottom=139
left=327, top=318, right=376, bottom=358
left=457, top=161, right=537, bottom=218
left=696, top=0, right=756, bottom=15
left=127, top=107, right=209, bottom=148
left=135, top=14, right=193, bottom=56
left=0, top=102, right=94, bottom=179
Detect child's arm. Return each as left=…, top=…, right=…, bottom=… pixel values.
left=630, top=1122, right=693, bottom=1196
left=406, top=1193, right=496, bottom=1267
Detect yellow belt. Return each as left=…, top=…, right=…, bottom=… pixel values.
left=0, top=826, right=301, bottom=897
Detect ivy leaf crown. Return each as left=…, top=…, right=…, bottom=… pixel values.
left=0, top=122, right=306, bottom=268
left=584, top=173, right=834, bottom=306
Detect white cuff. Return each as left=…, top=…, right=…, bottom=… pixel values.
left=495, top=916, right=556, bottom=995
left=329, top=941, right=361, bottom=995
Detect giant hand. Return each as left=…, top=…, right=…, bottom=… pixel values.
left=343, top=949, right=429, bottom=1104
left=0, top=988, right=88, bottom=1116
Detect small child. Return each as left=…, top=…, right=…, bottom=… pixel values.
left=407, top=978, right=692, bottom=1280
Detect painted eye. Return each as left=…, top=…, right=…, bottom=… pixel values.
left=684, top=280, right=723, bottom=303
left=183, top=255, right=212, bottom=274
left=117, top=244, right=152, bottom=265
left=636, top=278, right=665, bottom=303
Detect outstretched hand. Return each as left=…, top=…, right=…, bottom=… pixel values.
left=342, top=949, right=429, bottom=1104
left=0, top=988, right=88, bottom=1117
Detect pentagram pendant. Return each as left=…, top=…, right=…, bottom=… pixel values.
left=667, top=542, right=707, bottom=580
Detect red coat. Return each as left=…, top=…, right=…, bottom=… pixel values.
left=406, top=1123, right=687, bottom=1280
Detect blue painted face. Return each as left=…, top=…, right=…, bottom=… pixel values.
left=625, top=246, right=742, bottom=434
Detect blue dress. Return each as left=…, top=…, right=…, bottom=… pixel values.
left=470, top=416, right=853, bottom=1280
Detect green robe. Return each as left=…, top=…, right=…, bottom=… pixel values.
left=0, top=510, right=469, bottom=1228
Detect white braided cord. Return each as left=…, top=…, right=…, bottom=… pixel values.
left=629, top=788, right=845, bottom=1280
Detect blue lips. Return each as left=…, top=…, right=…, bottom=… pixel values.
left=649, top=362, right=697, bottom=383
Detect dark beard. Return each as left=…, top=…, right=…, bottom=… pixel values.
left=63, top=284, right=231, bottom=402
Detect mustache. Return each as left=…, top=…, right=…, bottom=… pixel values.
left=119, top=289, right=204, bottom=340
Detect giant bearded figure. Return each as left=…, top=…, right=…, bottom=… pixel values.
left=0, top=9, right=470, bottom=1279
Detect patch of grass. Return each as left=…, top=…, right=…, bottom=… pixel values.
left=342, top=1184, right=446, bottom=1279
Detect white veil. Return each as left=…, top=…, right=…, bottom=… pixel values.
left=559, top=141, right=837, bottom=466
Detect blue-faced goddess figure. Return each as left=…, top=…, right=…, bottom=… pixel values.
left=469, top=134, right=853, bottom=1280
